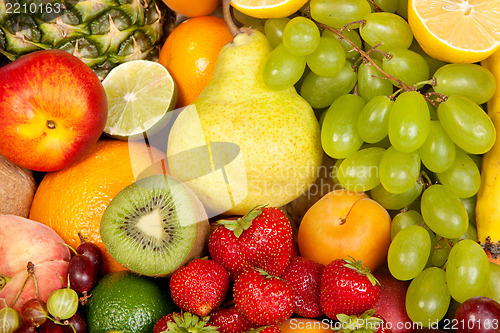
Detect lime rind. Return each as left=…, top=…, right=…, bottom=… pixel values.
left=102, top=60, right=177, bottom=139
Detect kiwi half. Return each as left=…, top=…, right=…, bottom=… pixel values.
left=100, top=174, right=210, bottom=277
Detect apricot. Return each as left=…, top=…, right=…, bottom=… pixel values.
left=298, top=189, right=391, bottom=272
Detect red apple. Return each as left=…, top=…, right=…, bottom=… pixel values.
left=0, top=50, right=107, bottom=172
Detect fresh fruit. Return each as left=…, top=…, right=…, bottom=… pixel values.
left=46, top=287, right=79, bottom=321
left=208, top=306, right=257, bottom=333
left=335, top=310, right=393, bottom=333
left=373, top=270, right=413, bottom=333
left=169, top=258, right=229, bottom=316
left=100, top=174, right=210, bottom=277
left=408, top=0, right=500, bottom=63
left=75, top=236, right=103, bottom=277
left=248, top=326, right=282, bottom=333
left=0, top=50, right=107, bottom=172
left=86, top=271, right=174, bottom=333
left=161, top=0, right=220, bottom=17
left=0, top=215, right=70, bottom=278
left=166, top=28, right=323, bottom=215
left=477, top=50, right=500, bottom=259
left=298, top=189, right=392, bottom=271
left=20, top=298, right=48, bottom=328
left=208, top=206, right=292, bottom=279
left=158, top=16, right=233, bottom=108
left=0, top=0, right=174, bottom=80
left=0, top=155, right=36, bottom=218
left=310, top=0, right=372, bottom=29
left=102, top=60, right=177, bottom=139
left=67, top=254, right=96, bottom=295
left=281, top=256, right=324, bottom=318
left=405, top=267, right=450, bottom=326
left=453, top=296, right=500, bottom=333
left=0, top=306, right=21, bottom=333
left=230, top=0, right=309, bottom=19
left=153, top=312, right=219, bottom=333
left=233, top=267, right=294, bottom=326
left=29, top=139, right=167, bottom=274
left=319, top=258, right=381, bottom=320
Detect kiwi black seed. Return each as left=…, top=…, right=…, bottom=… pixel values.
left=100, top=174, right=210, bottom=277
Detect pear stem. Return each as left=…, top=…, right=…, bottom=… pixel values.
left=222, top=0, right=241, bottom=37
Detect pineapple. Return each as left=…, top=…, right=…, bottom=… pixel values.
left=0, top=0, right=175, bottom=79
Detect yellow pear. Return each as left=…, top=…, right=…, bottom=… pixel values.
left=167, top=29, right=323, bottom=216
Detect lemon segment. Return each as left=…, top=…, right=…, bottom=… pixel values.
left=408, top=0, right=500, bottom=63
left=231, top=0, right=309, bottom=18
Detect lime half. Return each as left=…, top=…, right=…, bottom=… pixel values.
left=102, top=60, right=177, bottom=139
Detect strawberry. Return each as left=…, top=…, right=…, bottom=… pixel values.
left=281, top=256, right=324, bottom=318
left=335, top=310, right=393, bottom=333
left=320, top=258, right=381, bottom=320
left=208, top=206, right=292, bottom=279
left=233, top=267, right=294, bottom=326
left=208, top=305, right=257, bottom=333
left=169, top=258, right=230, bottom=317
left=153, top=312, right=219, bottom=333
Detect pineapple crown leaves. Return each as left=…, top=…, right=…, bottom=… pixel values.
left=334, top=309, right=384, bottom=333
left=163, top=312, right=219, bottom=333
left=217, top=204, right=267, bottom=238
left=342, top=257, right=380, bottom=287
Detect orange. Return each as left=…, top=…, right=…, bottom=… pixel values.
left=278, top=318, right=334, bottom=333
left=298, top=189, right=392, bottom=272
left=29, top=139, right=167, bottom=274
left=161, top=0, right=220, bottom=17
left=408, top=0, right=500, bottom=63
left=158, top=16, right=233, bottom=108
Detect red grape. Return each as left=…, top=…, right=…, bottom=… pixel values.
left=76, top=237, right=103, bottom=276
left=453, top=296, right=500, bottom=333
left=20, top=298, right=48, bottom=327
left=63, top=312, right=87, bottom=333
left=13, top=323, right=36, bottom=333
left=68, top=254, right=96, bottom=294
left=39, top=320, right=66, bottom=333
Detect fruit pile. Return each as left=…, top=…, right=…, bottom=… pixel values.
left=2, top=0, right=500, bottom=332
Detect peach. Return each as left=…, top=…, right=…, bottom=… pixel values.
left=0, top=260, right=68, bottom=312
left=0, top=215, right=70, bottom=277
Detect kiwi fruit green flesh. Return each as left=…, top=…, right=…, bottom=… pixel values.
left=100, top=174, right=210, bottom=277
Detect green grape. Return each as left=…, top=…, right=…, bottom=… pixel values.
left=388, top=91, right=430, bottom=153
left=300, top=61, right=357, bottom=109
left=430, top=238, right=451, bottom=267
left=338, top=147, right=385, bottom=191
left=388, top=225, right=431, bottom=280
left=409, top=41, right=448, bottom=77
left=390, top=210, right=424, bottom=240
left=331, top=158, right=344, bottom=186
left=421, top=184, right=468, bottom=239
left=379, top=146, right=420, bottom=194
left=461, top=195, right=476, bottom=227
left=357, top=95, right=393, bottom=143
left=0, top=307, right=21, bottom=333
left=372, top=0, right=399, bottom=12
left=436, top=148, right=481, bottom=199
left=370, top=180, right=423, bottom=210
left=323, top=28, right=362, bottom=60
left=361, top=136, right=391, bottom=149
left=358, top=61, right=394, bottom=100
left=263, top=43, right=306, bottom=90
left=321, top=94, right=365, bottom=159
left=264, top=18, right=290, bottom=48
left=233, top=8, right=266, bottom=28
left=282, top=17, right=321, bottom=56
left=469, top=153, right=482, bottom=170
left=485, top=262, right=500, bottom=303
left=396, top=0, right=408, bottom=19
left=438, top=95, right=496, bottom=154
left=382, top=48, right=430, bottom=87
left=359, top=12, right=413, bottom=52
left=306, top=36, right=346, bottom=77
left=418, top=120, right=456, bottom=173
left=446, top=239, right=490, bottom=303
left=433, top=63, right=496, bottom=105
left=310, top=0, right=372, bottom=29
left=449, top=223, right=478, bottom=245
left=47, top=288, right=79, bottom=320
left=405, top=267, right=451, bottom=325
